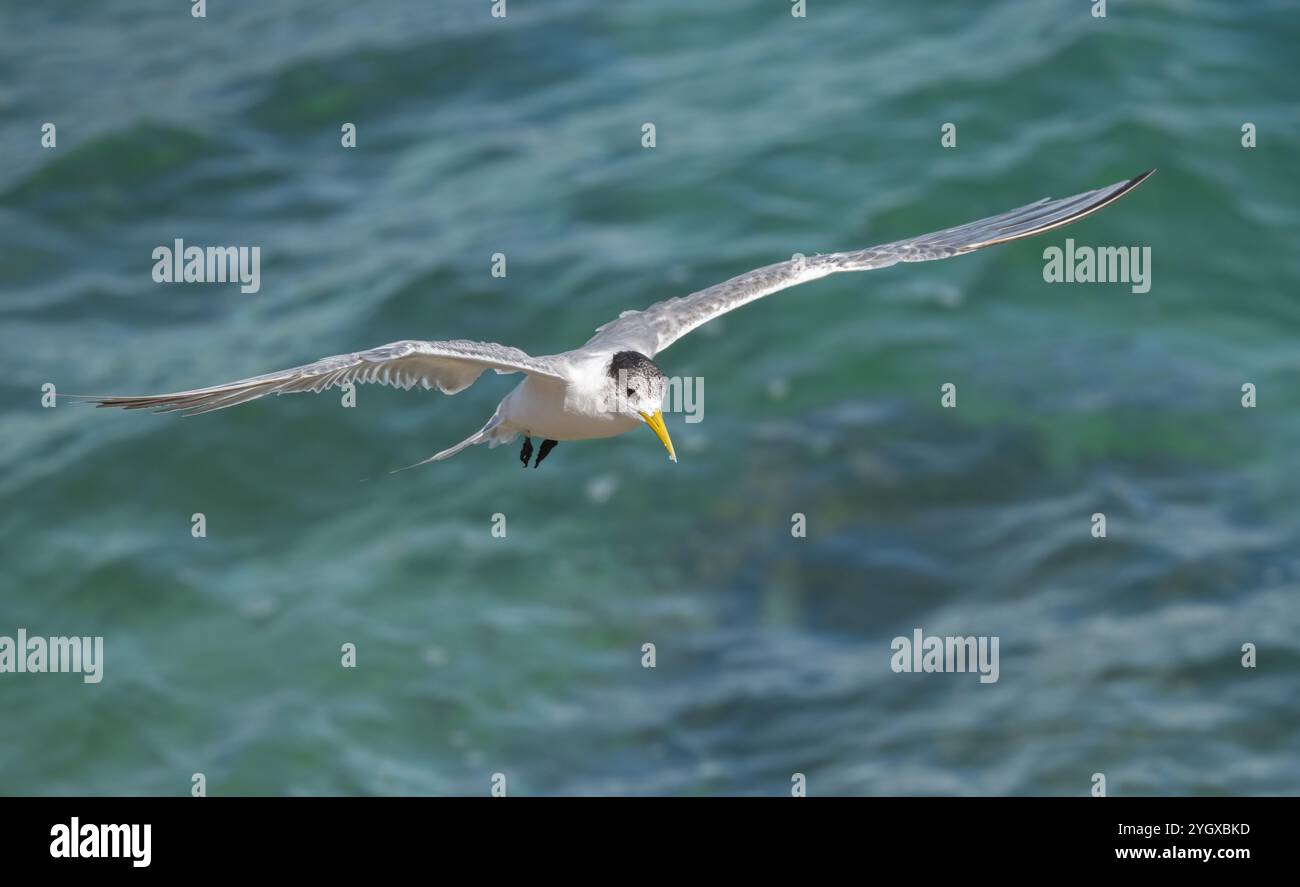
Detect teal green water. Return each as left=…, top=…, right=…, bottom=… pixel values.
left=2, top=1, right=1299, bottom=795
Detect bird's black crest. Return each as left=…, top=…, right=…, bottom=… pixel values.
left=607, top=351, right=659, bottom=380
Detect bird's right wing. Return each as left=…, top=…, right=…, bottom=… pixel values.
left=585, top=170, right=1154, bottom=357
left=73, top=339, right=566, bottom=416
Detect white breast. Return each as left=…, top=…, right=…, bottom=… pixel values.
left=500, top=374, right=639, bottom=441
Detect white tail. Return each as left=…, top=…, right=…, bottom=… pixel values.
left=389, top=407, right=515, bottom=473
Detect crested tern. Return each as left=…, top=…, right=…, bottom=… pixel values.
left=80, top=170, right=1154, bottom=470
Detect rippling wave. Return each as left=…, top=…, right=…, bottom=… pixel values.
left=1, top=0, right=1297, bottom=795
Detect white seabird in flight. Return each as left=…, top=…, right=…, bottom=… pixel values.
left=81, top=170, right=1154, bottom=469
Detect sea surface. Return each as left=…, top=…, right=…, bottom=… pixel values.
left=2, top=0, right=1298, bottom=795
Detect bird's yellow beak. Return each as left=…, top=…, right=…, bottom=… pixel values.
left=639, top=409, right=677, bottom=462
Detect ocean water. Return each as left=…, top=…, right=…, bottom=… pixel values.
left=2, top=0, right=1298, bottom=796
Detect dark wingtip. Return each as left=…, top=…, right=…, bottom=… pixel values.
left=1092, top=168, right=1155, bottom=208
left=1129, top=168, right=1156, bottom=188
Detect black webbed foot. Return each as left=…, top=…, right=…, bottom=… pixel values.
left=519, top=436, right=533, bottom=468
left=534, top=439, right=558, bottom=468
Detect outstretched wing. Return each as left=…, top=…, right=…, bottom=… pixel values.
left=585, top=170, right=1154, bottom=357
left=75, top=339, right=566, bottom=416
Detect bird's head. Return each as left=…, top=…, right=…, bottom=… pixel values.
left=607, top=351, right=676, bottom=462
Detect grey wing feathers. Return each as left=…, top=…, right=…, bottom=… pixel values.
left=77, top=339, right=565, bottom=416
left=588, top=170, right=1153, bottom=356
left=840, top=168, right=1153, bottom=263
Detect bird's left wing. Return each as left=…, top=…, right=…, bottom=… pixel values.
left=585, top=170, right=1154, bottom=357
left=74, top=339, right=566, bottom=416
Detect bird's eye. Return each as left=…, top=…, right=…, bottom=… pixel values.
left=626, top=388, right=635, bottom=397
